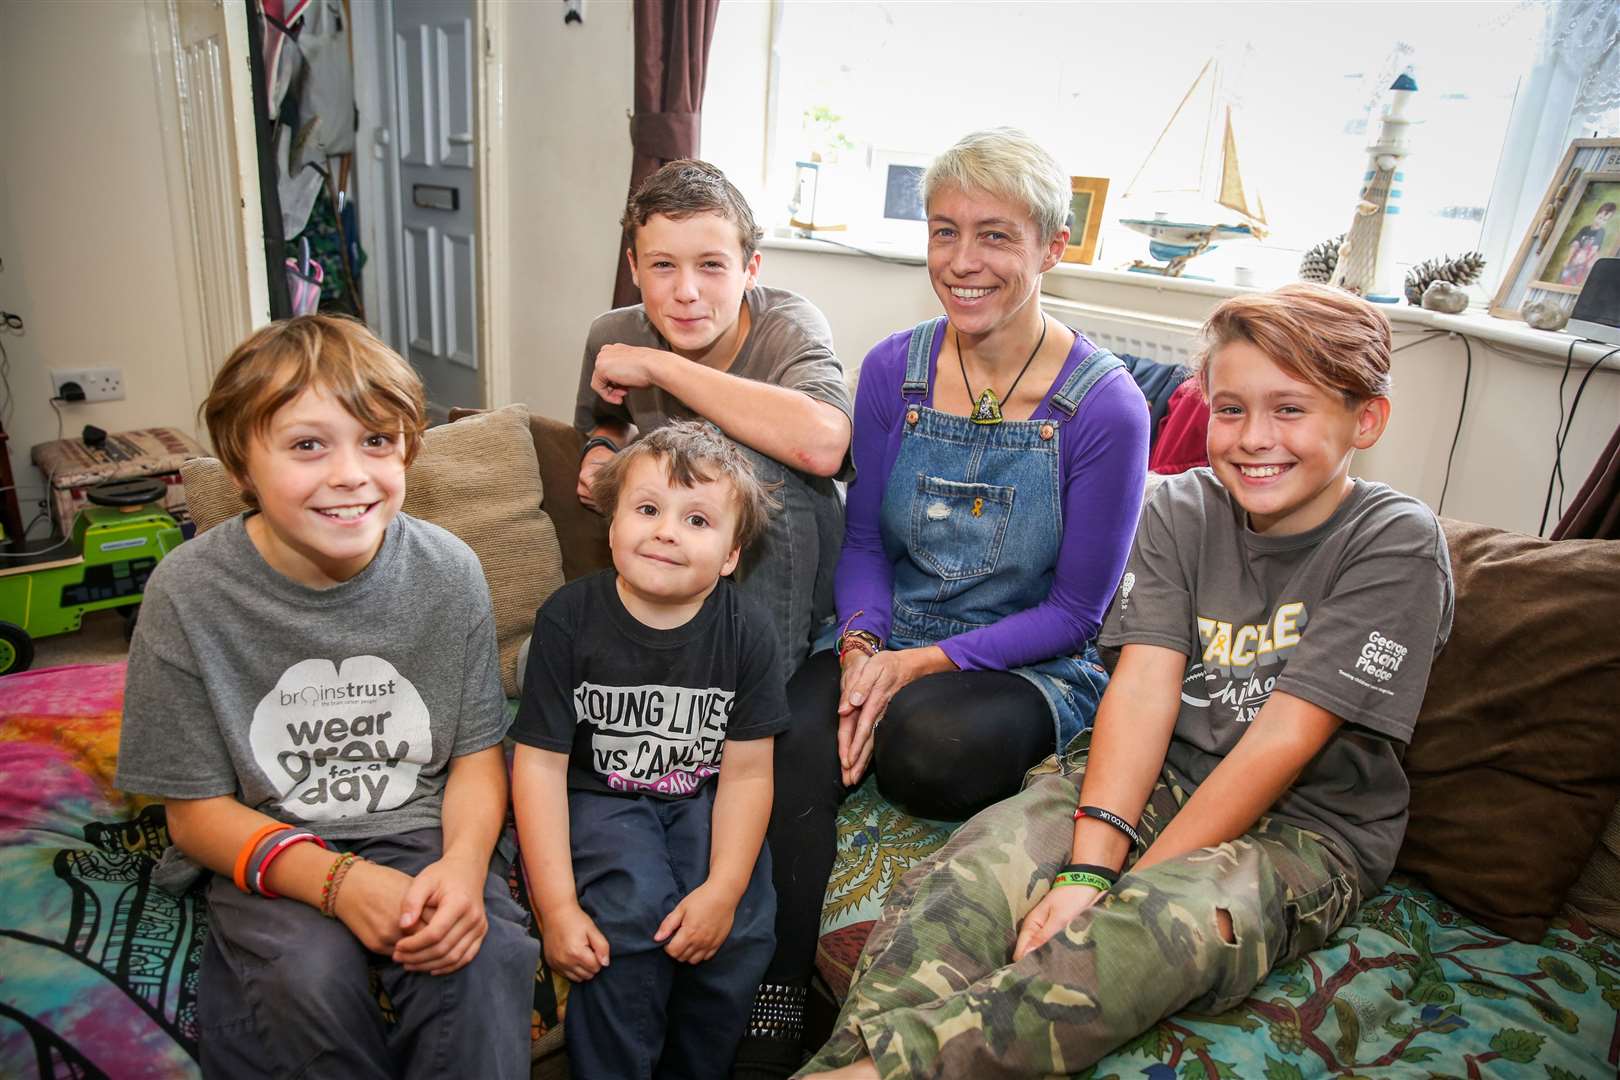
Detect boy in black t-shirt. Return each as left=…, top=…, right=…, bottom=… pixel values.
left=512, top=420, right=789, bottom=1080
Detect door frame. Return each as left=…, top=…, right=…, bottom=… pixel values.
left=145, top=0, right=270, bottom=404
left=350, top=0, right=508, bottom=411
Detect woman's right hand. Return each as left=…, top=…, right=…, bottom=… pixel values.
left=837, top=650, right=887, bottom=787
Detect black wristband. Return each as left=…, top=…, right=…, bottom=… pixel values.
left=580, top=435, right=621, bottom=462
left=1057, top=862, right=1120, bottom=885
left=1074, top=804, right=1144, bottom=848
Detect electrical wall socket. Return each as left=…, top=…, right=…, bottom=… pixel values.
left=50, top=367, right=125, bottom=403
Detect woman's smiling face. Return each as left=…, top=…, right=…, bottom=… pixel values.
left=925, top=185, right=1066, bottom=341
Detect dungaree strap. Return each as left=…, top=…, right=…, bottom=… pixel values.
left=1049, top=345, right=1125, bottom=421
left=902, top=318, right=946, bottom=399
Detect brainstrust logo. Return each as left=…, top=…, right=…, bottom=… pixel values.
left=278, top=679, right=399, bottom=707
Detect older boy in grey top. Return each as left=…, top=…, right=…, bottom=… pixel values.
left=575, top=161, right=852, bottom=674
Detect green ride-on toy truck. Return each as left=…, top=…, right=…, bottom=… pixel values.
left=0, top=478, right=184, bottom=676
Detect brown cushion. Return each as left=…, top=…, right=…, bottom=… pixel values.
left=179, top=404, right=564, bottom=697
left=449, top=408, right=611, bottom=582
left=1396, top=519, right=1620, bottom=942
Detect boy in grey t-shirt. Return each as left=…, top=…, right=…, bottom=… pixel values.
left=799, top=283, right=1455, bottom=1079
left=116, top=316, right=536, bottom=1079
left=573, top=160, right=852, bottom=677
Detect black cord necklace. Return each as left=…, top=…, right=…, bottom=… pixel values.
left=957, top=316, right=1048, bottom=425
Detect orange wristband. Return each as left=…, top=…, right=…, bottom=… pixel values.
left=234, top=822, right=293, bottom=893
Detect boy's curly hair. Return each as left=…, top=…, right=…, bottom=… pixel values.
left=591, top=421, right=780, bottom=551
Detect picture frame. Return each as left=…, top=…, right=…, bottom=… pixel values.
left=788, top=160, right=821, bottom=231
left=863, top=148, right=931, bottom=247
left=1061, top=176, right=1110, bottom=265
left=1492, top=138, right=1620, bottom=319
left=1530, top=172, right=1620, bottom=295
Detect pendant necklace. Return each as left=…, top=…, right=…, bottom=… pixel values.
left=958, top=316, right=1048, bottom=425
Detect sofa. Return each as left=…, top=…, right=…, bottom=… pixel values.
left=2, top=403, right=1617, bottom=1079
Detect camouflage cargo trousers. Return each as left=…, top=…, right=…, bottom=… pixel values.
left=797, top=740, right=1359, bottom=1079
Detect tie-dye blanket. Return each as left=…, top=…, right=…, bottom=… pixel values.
left=0, top=664, right=565, bottom=1078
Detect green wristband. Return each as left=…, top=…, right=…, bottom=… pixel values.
left=1052, top=870, right=1113, bottom=892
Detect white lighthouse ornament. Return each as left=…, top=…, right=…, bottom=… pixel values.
left=1332, top=72, right=1418, bottom=303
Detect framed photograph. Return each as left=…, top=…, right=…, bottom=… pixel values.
left=865, top=148, right=931, bottom=246
left=1061, top=176, right=1110, bottom=264
left=882, top=163, right=927, bottom=222
left=1531, top=173, right=1620, bottom=294
left=788, top=160, right=820, bottom=230
left=1492, top=138, right=1620, bottom=319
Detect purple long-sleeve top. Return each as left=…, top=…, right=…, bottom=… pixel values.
left=836, top=326, right=1150, bottom=672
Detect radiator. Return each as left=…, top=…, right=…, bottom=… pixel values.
left=1040, top=295, right=1203, bottom=368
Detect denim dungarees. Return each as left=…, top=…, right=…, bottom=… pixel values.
left=878, top=317, right=1121, bottom=751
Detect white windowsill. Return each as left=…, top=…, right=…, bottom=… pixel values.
left=761, top=234, right=1620, bottom=372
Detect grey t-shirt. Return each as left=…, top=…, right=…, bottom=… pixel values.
left=1099, top=469, right=1454, bottom=894
left=573, top=285, right=853, bottom=436
left=117, top=512, right=508, bottom=840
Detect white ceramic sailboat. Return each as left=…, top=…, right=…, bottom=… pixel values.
left=1119, top=58, right=1269, bottom=277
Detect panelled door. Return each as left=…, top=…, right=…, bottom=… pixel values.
left=391, top=0, right=480, bottom=411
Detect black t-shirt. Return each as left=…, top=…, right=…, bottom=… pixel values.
left=511, top=571, right=790, bottom=799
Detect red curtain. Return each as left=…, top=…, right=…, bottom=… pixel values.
left=611, top=0, right=722, bottom=309
left=1552, top=423, right=1620, bottom=540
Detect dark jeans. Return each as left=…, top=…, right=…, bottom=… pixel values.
left=197, top=828, right=537, bottom=1080
left=762, top=649, right=1052, bottom=989
left=567, top=786, right=777, bottom=1080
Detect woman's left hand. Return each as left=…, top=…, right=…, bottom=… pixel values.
left=838, top=646, right=953, bottom=786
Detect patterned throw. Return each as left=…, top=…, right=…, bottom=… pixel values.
left=818, top=779, right=1620, bottom=1079
left=0, top=664, right=564, bottom=1078
left=5, top=664, right=1616, bottom=1077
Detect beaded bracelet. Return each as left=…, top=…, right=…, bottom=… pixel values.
left=234, top=822, right=293, bottom=893
left=837, top=629, right=883, bottom=663
left=254, top=831, right=329, bottom=899
left=1073, top=804, right=1144, bottom=849
left=320, top=852, right=361, bottom=917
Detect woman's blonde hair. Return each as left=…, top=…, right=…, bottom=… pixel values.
left=923, top=128, right=1071, bottom=243
left=202, top=315, right=426, bottom=503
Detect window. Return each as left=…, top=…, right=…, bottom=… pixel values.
left=705, top=1, right=1567, bottom=290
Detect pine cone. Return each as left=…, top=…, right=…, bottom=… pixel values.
left=1405, top=251, right=1487, bottom=305
left=1299, top=234, right=1344, bottom=284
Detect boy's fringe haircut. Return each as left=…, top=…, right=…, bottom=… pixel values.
left=1197, top=282, right=1393, bottom=401
left=202, top=315, right=427, bottom=505
left=592, top=421, right=780, bottom=551
left=622, top=160, right=764, bottom=262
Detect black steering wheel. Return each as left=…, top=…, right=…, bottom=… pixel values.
left=86, top=478, right=168, bottom=508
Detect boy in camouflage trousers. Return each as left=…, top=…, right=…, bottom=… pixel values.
left=800, top=284, right=1456, bottom=1079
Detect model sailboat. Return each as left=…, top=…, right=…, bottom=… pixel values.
left=1119, top=58, right=1269, bottom=277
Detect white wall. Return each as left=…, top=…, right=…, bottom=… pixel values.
left=0, top=1, right=199, bottom=523
left=499, top=0, right=634, bottom=421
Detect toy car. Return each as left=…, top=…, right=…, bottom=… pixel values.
left=0, top=478, right=184, bottom=676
